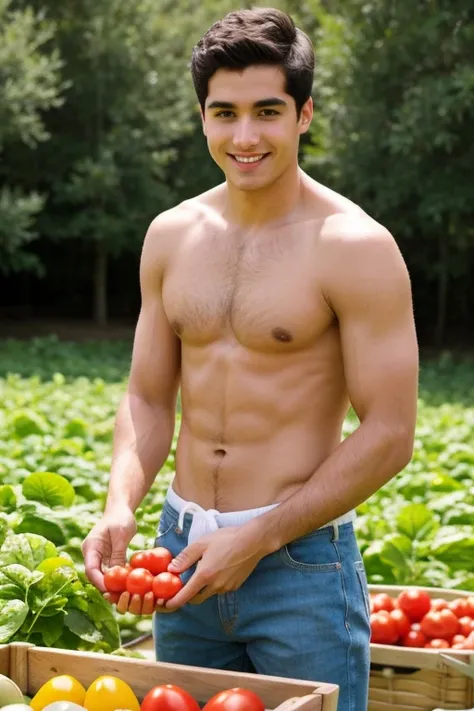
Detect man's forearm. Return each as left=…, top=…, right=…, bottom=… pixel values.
left=249, top=419, right=414, bottom=554
left=104, top=393, right=175, bottom=514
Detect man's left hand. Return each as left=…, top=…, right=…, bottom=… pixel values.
left=163, top=525, right=266, bottom=610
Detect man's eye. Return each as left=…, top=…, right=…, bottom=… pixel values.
left=260, top=109, right=279, bottom=116
left=215, top=111, right=234, bottom=118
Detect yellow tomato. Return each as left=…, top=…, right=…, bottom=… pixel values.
left=30, top=675, right=86, bottom=710
left=84, top=676, right=140, bottom=711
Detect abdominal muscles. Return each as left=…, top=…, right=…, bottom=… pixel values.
left=174, top=331, right=349, bottom=512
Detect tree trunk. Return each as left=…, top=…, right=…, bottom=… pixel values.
left=93, top=243, right=108, bottom=327
left=435, top=233, right=448, bottom=347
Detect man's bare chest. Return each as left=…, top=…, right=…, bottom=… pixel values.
left=162, top=227, right=332, bottom=352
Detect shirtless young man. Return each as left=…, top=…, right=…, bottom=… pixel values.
left=82, top=7, right=419, bottom=710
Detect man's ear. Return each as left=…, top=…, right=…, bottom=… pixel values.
left=298, top=97, right=313, bottom=135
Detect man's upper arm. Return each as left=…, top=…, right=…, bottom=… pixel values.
left=128, top=213, right=181, bottom=410
left=323, top=219, right=419, bottom=440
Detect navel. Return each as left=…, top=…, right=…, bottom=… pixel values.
left=272, top=327, right=293, bottom=343
left=214, top=448, right=227, bottom=457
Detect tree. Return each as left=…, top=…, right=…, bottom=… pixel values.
left=14, top=0, right=202, bottom=324
left=303, top=0, right=474, bottom=344
left=0, top=0, right=63, bottom=275
left=31, top=0, right=288, bottom=325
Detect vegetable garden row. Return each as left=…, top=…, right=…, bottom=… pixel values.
left=0, top=338, right=473, bottom=654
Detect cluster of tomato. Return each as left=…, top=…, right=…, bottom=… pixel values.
left=141, top=685, right=264, bottom=711
left=104, top=547, right=183, bottom=601
left=370, top=589, right=474, bottom=650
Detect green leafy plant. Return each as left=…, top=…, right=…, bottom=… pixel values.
left=0, top=338, right=473, bottom=649
left=0, top=532, right=120, bottom=651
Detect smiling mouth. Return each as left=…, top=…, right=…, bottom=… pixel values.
left=228, top=153, right=270, bottom=166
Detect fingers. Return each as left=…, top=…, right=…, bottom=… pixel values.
left=82, top=541, right=106, bottom=592
left=104, top=592, right=120, bottom=605
left=128, top=592, right=146, bottom=615
left=106, top=548, right=129, bottom=569
left=165, top=569, right=211, bottom=611
left=103, top=591, right=175, bottom=615
left=155, top=598, right=175, bottom=614
left=188, top=587, right=213, bottom=605
left=167, top=541, right=205, bottom=574
left=140, top=591, right=156, bottom=616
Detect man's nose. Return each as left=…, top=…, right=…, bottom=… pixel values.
left=232, top=118, right=259, bottom=150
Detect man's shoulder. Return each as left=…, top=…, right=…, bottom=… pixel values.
left=320, top=210, right=395, bottom=252
left=147, top=184, right=226, bottom=239
left=303, top=176, right=394, bottom=250
left=316, top=206, right=409, bottom=308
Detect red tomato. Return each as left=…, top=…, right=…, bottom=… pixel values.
left=389, top=609, right=410, bottom=639
left=448, top=598, right=471, bottom=618
left=463, top=632, right=474, bottom=649
left=420, top=609, right=459, bottom=640
left=459, top=616, right=474, bottom=637
left=370, top=612, right=399, bottom=645
left=466, top=597, right=474, bottom=617
left=451, top=634, right=467, bottom=646
left=397, top=589, right=431, bottom=621
left=430, top=598, right=449, bottom=612
left=130, top=547, right=173, bottom=576
left=126, top=567, right=154, bottom=596
left=141, top=684, right=200, bottom=711
left=103, top=565, right=129, bottom=593
left=203, top=688, right=265, bottom=711
left=152, top=572, right=184, bottom=600
left=372, top=593, right=395, bottom=613
left=425, top=638, right=450, bottom=649
left=401, top=628, right=427, bottom=648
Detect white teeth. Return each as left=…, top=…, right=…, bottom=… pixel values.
left=233, top=155, right=264, bottom=163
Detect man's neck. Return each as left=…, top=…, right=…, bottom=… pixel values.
left=224, top=163, right=304, bottom=228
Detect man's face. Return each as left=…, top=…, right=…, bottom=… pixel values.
left=202, top=65, right=313, bottom=191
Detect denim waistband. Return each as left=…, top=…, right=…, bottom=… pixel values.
left=165, top=484, right=356, bottom=545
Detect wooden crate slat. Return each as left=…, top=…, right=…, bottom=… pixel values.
left=0, top=644, right=10, bottom=676
left=273, top=692, right=322, bottom=711
left=370, top=669, right=470, bottom=692
left=370, top=682, right=470, bottom=703
left=6, top=644, right=337, bottom=710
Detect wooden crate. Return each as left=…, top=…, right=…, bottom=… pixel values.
left=0, top=642, right=339, bottom=711
left=368, top=585, right=474, bottom=711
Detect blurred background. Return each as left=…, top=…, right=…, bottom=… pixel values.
left=0, top=0, right=473, bottom=346
left=0, top=0, right=473, bottom=654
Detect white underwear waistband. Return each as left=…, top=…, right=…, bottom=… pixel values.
left=165, top=484, right=356, bottom=546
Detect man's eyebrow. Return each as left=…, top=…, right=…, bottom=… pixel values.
left=207, top=97, right=288, bottom=110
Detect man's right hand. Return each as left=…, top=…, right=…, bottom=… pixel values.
left=82, top=508, right=175, bottom=615
left=82, top=507, right=137, bottom=593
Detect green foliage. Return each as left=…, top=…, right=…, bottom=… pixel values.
left=31, top=0, right=204, bottom=253
left=1, top=0, right=473, bottom=339
left=0, top=338, right=473, bottom=647
left=304, top=0, right=474, bottom=341
left=0, top=0, right=63, bottom=145
left=0, top=0, right=63, bottom=274
left=0, top=188, right=45, bottom=274
left=0, top=531, right=120, bottom=650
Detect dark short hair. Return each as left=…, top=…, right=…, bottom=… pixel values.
left=191, top=7, right=315, bottom=118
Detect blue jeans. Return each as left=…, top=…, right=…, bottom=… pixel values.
left=152, top=498, right=370, bottom=711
